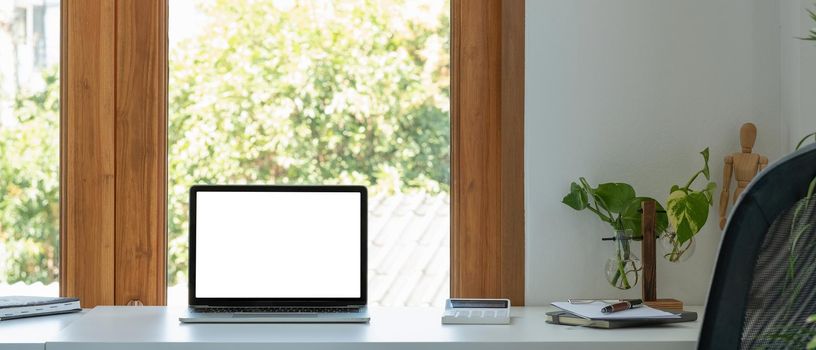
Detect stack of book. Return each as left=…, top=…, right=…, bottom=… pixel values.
left=547, top=301, right=696, bottom=329
left=0, top=296, right=81, bottom=321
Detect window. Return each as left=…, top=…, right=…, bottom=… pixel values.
left=0, top=0, right=60, bottom=297
left=55, top=0, right=522, bottom=307
left=167, top=0, right=450, bottom=307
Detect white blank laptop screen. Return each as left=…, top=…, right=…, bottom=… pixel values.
left=194, top=191, right=362, bottom=298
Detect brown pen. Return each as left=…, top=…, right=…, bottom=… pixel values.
left=601, top=299, right=643, bottom=313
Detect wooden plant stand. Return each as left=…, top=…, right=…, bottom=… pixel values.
left=640, top=200, right=684, bottom=311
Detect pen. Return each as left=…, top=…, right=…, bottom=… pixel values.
left=601, top=299, right=643, bottom=313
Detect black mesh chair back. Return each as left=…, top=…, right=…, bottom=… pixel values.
left=699, top=143, right=816, bottom=349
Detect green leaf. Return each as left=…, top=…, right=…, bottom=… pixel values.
left=667, top=190, right=710, bottom=243
left=621, top=197, right=669, bottom=238
left=594, top=183, right=636, bottom=214
left=701, top=147, right=711, bottom=180
left=807, top=314, right=816, bottom=324
left=806, top=9, right=816, bottom=42
left=562, top=182, right=589, bottom=210
left=703, top=182, right=717, bottom=204
left=670, top=185, right=680, bottom=194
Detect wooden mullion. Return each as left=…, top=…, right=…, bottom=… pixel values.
left=451, top=0, right=525, bottom=305
left=60, top=0, right=117, bottom=307
left=499, top=0, right=525, bottom=305
left=114, top=0, right=168, bottom=306
left=61, top=0, right=167, bottom=306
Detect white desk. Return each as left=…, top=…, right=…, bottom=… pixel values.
left=46, top=306, right=703, bottom=350
left=0, top=311, right=83, bottom=350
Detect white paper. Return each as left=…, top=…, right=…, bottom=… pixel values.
left=552, top=301, right=681, bottom=320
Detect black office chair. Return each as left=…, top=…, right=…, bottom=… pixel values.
left=699, top=143, right=816, bottom=349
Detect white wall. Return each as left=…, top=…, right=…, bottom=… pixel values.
left=525, top=0, right=785, bottom=305
left=781, top=0, right=816, bottom=151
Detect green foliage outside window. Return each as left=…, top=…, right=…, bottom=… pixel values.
left=167, top=0, right=450, bottom=285
left=0, top=67, right=60, bottom=285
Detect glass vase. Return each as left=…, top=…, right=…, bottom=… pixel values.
left=604, top=229, right=642, bottom=290
left=659, top=227, right=696, bottom=262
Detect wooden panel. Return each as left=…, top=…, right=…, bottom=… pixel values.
left=114, top=0, right=168, bottom=306
left=451, top=0, right=525, bottom=305
left=500, top=0, right=525, bottom=305
left=451, top=0, right=502, bottom=300
left=60, top=0, right=117, bottom=307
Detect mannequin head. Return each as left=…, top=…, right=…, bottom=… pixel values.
left=740, top=123, right=757, bottom=153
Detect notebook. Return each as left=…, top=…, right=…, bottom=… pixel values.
left=0, top=296, right=81, bottom=320
left=546, top=310, right=697, bottom=329
left=551, top=301, right=681, bottom=320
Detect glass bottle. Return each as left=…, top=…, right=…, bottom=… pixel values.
left=604, top=229, right=642, bottom=290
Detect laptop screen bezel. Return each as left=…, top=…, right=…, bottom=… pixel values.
left=188, top=184, right=368, bottom=307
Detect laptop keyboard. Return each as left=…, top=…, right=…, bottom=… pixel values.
left=195, top=307, right=360, bottom=313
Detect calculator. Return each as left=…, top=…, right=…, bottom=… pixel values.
left=441, top=298, right=511, bottom=324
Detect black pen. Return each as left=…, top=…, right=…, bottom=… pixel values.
left=601, top=299, right=643, bottom=313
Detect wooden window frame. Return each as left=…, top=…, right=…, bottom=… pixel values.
left=61, top=0, right=524, bottom=307
left=61, top=0, right=167, bottom=307
left=450, top=0, right=525, bottom=305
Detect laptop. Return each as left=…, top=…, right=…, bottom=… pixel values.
left=179, top=185, right=370, bottom=323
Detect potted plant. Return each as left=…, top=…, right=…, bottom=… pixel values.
left=662, top=148, right=717, bottom=262
left=562, top=179, right=667, bottom=289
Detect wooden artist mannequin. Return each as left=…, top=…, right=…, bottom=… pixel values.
left=719, top=123, right=768, bottom=229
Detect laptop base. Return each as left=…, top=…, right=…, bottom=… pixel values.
left=179, top=307, right=370, bottom=323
